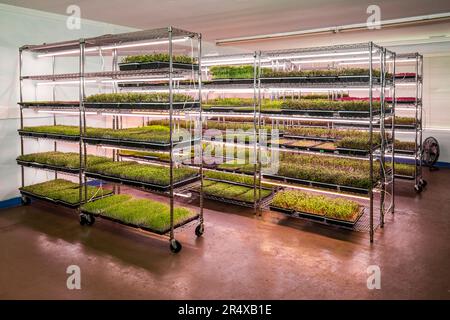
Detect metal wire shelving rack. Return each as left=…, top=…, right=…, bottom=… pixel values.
left=18, top=27, right=204, bottom=253
left=392, top=53, right=426, bottom=192
left=200, top=42, right=396, bottom=243
left=200, top=52, right=268, bottom=213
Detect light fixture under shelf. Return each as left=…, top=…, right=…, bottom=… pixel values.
left=37, top=37, right=189, bottom=58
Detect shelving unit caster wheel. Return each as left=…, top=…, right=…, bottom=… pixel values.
left=21, top=195, right=31, bottom=206
left=195, top=224, right=204, bottom=237
left=170, top=239, right=182, bottom=253
left=80, top=213, right=95, bottom=226
left=419, top=179, right=427, bottom=188
left=414, top=184, right=423, bottom=193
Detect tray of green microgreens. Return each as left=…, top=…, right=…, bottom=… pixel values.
left=270, top=189, right=364, bottom=228
left=86, top=161, right=199, bottom=192
left=84, top=92, right=199, bottom=110
left=393, top=163, right=416, bottom=179
left=18, top=101, right=80, bottom=108
left=394, top=140, right=417, bottom=154
left=209, top=66, right=383, bottom=83
left=119, top=53, right=198, bottom=71
left=81, top=194, right=198, bottom=234
left=386, top=117, right=416, bottom=129
left=199, top=170, right=275, bottom=207
left=217, top=152, right=381, bottom=194
left=17, top=152, right=110, bottom=174
left=19, top=125, right=197, bottom=150
left=19, top=179, right=113, bottom=208
left=203, top=98, right=385, bottom=118
left=17, top=152, right=200, bottom=191
left=281, top=127, right=385, bottom=155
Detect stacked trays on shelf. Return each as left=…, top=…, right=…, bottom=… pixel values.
left=202, top=43, right=396, bottom=242
left=18, top=27, right=204, bottom=253
left=201, top=53, right=268, bottom=212
left=19, top=179, right=113, bottom=208
left=391, top=53, right=426, bottom=192
left=18, top=124, right=196, bottom=150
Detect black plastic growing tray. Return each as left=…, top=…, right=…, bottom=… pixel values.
left=274, top=141, right=322, bottom=151
left=18, top=130, right=80, bottom=142
left=208, top=78, right=255, bottom=85
left=394, top=148, right=416, bottom=155
left=16, top=160, right=80, bottom=174
left=279, top=109, right=383, bottom=118
left=260, top=75, right=381, bottom=84
left=263, top=173, right=369, bottom=194
left=394, top=174, right=415, bottom=180
left=119, top=61, right=199, bottom=71
left=202, top=189, right=275, bottom=208
left=207, top=107, right=384, bottom=118
left=84, top=101, right=199, bottom=110
left=19, top=190, right=112, bottom=209
left=389, top=124, right=416, bottom=130
left=82, top=137, right=199, bottom=151
left=196, top=177, right=275, bottom=208
left=269, top=205, right=365, bottom=228
left=82, top=209, right=200, bottom=235
left=85, top=172, right=200, bottom=192
left=307, top=144, right=370, bottom=156
left=282, top=134, right=334, bottom=142
left=19, top=101, right=80, bottom=108
left=118, top=153, right=195, bottom=165
left=207, top=106, right=256, bottom=113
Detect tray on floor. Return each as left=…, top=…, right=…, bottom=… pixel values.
left=270, top=205, right=365, bottom=228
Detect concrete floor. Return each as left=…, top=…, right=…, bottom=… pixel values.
left=0, top=169, right=449, bottom=299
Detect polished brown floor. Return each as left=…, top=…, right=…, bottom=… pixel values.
left=0, top=169, right=449, bottom=299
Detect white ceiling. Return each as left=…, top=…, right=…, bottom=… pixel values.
left=2, top=0, right=450, bottom=40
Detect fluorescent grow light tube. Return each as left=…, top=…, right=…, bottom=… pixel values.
left=269, top=50, right=377, bottom=61
left=130, top=87, right=378, bottom=94
left=267, top=87, right=376, bottom=92
left=37, top=110, right=97, bottom=115
left=267, top=115, right=378, bottom=124
left=339, top=58, right=413, bottom=66
left=37, top=80, right=97, bottom=86
left=202, top=57, right=271, bottom=66
left=37, top=48, right=97, bottom=58
left=203, top=113, right=255, bottom=119
left=101, top=112, right=186, bottom=119
left=101, top=77, right=186, bottom=83
left=101, top=38, right=188, bottom=50
left=37, top=38, right=189, bottom=58
left=395, top=83, right=416, bottom=87
left=291, top=57, right=379, bottom=64
left=261, top=180, right=370, bottom=200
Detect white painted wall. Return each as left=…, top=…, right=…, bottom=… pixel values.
left=0, top=4, right=136, bottom=201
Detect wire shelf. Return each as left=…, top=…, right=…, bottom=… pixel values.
left=21, top=27, right=198, bottom=53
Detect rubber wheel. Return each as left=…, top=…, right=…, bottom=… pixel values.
left=195, top=224, right=204, bottom=237
left=21, top=196, right=31, bottom=206
left=170, top=239, right=182, bottom=253
left=414, top=184, right=423, bottom=193
left=79, top=215, right=87, bottom=226
left=86, top=215, right=95, bottom=226
left=420, top=179, right=427, bottom=188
